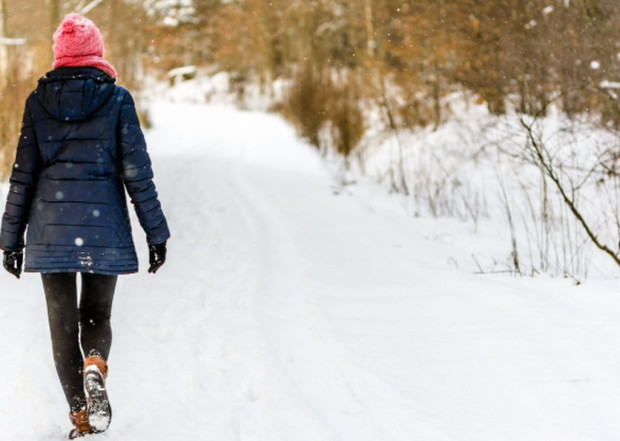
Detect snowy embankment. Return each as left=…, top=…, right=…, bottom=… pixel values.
left=1, top=94, right=620, bottom=440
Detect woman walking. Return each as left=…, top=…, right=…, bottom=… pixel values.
left=0, top=13, right=170, bottom=438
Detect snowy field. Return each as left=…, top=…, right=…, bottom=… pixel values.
left=1, top=96, right=620, bottom=440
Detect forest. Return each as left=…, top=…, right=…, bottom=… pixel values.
left=2, top=0, right=620, bottom=278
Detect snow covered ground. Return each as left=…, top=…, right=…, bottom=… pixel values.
left=1, top=96, right=620, bottom=440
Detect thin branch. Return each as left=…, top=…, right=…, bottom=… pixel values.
left=519, top=116, right=620, bottom=267
left=379, top=77, right=409, bottom=195
left=497, top=166, right=521, bottom=275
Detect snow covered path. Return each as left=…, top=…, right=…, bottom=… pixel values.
left=2, top=100, right=620, bottom=440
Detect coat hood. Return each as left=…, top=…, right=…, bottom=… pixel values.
left=36, top=67, right=116, bottom=122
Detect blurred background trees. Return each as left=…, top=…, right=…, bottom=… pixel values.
left=2, top=0, right=620, bottom=178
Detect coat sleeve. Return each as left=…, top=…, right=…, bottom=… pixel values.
left=117, top=90, right=170, bottom=246
left=0, top=97, right=41, bottom=251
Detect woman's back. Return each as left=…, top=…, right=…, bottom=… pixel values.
left=2, top=66, right=169, bottom=275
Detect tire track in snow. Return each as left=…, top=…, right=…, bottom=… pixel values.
left=120, top=102, right=342, bottom=441
left=225, top=144, right=453, bottom=441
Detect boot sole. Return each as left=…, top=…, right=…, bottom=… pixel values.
left=84, top=367, right=111, bottom=432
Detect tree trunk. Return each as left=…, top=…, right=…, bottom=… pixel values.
left=364, top=0, right=374, bottom=59
left=50, top=0, right=60, bottom=30
left=0, top=0, right=6, bottom=38
left=432, top=59, right=441, bottom=129
left=0, top=0, right=7, bottom=86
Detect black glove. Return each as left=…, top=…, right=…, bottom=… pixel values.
left=3, top=250, right=23, bottom=279
left=148, top=242, right=167, bottom=274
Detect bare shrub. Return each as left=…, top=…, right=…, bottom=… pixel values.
left=283, top=65, right=365, bottom=160
left=327, top=76, right=365, bottom=161
left=282, top=64, right=330, bottom=149
left=394, top=95, right=437, bottom=130
left=518, top=116, right=620, bottom=269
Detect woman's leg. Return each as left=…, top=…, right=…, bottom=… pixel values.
left=41, top=273, right=85, bottom=412
left=79, top=273, right=117, bottom=360
left=79, top=273, right=117, bottom=433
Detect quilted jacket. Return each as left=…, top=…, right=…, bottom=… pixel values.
left=0, top=67, right=170, bottom=274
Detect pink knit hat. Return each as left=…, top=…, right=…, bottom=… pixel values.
left=53, top=13, right=117, bottom=79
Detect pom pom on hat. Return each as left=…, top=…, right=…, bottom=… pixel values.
left=52, top=13, right=117, bottom=79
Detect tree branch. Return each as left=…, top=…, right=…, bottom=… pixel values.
left=518, top=116, right=620, bottom=267
left=79, top=0, right=105, bottom=15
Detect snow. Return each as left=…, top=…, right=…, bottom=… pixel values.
left=145, top=0, right=196, bottom=26
left=0, top=37, right=27, bottom=46
left=167, top=65, right=197, bottom=79
left=358, top=92, right=620, bottom=279
left=1, top=90, right=620, bottom=440
left=600, top=81, right=620, bottom=90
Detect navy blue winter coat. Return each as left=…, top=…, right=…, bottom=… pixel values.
left=0, top=67, right=170, bottom=275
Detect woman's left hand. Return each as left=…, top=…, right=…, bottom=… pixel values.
left=148, top=242, right=166, bottom=274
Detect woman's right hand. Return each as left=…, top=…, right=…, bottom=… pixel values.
left=3, top=250, right=23, bottom=279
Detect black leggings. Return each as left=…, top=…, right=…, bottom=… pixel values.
left=41, top=272, right=117, bottom=412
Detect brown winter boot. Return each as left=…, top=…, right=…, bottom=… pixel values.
left=84, top=356, right=107, bottom=379
left=83, top=356, right=112, bottom=433
left=68, top=408, right=94, bottom=439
